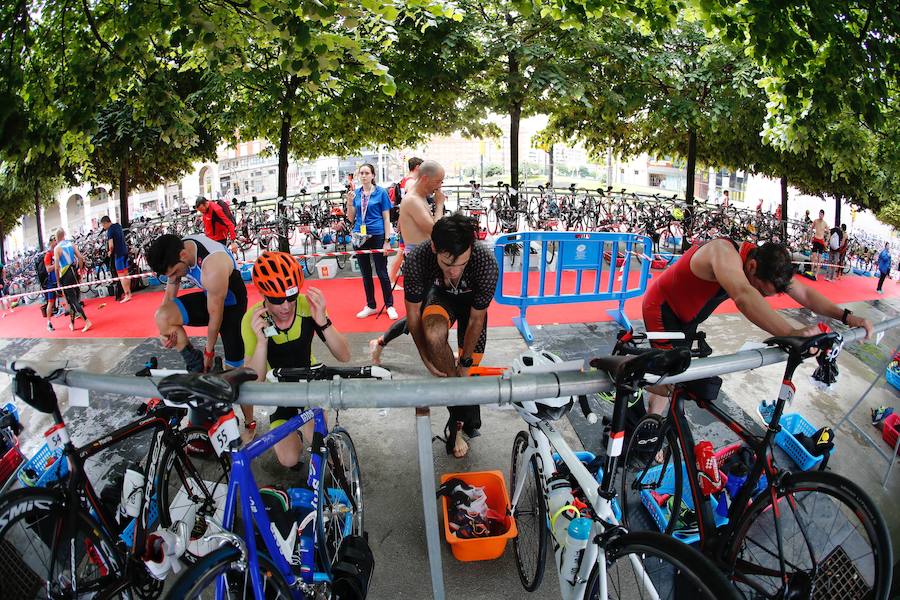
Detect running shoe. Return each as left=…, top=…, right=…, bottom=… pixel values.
left=356, top=306, right=377, bottom=318
left=386, top=306, right=399, bottom=320
left=46, top=322, right=54, bottom=332
left=757, top=401, right=776, bottom=425
left=666, top=496, right=699, bottom=536
left=872, top=406, right=894, bottom=426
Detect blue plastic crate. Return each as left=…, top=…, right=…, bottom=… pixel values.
left=239, top=264, right=253, bottom=282
left=886, top=367, right=900, bottom=392
left=17, top=443, right=69, bottom=487
left=1, top=402, right=19, bottom=426
left=775, top=413, right=833, bottom=471
left=551, top=451, right=621, bottom=522
left=120, top=494, right=159, bottom=548
left=639, top=463, right=728, bottom=545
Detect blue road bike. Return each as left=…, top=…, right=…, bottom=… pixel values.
left=161, top=364, right=389, bottom=600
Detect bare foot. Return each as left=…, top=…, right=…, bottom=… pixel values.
left=453, top=435, right=469, bottom=458
left=369, top=338, right=383, bottom=365
left=120, top=295, right=132, bottom=303
left=82, top=320, right=92, bottom=333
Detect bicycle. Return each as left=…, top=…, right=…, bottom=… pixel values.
left=506, top=350, right=740, bottom=600
left=0, top=359, right=231, bottom=598
left=616, top=330, right=893, bottom=599
left=165, top=363, right=390, bottom=599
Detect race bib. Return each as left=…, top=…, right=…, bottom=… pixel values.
left=45, top=423, right=70, bottom=451
left=208, top=410, right=240, bottom=456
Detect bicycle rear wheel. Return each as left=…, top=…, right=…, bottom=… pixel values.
left=727, top=470, right=891, bottom=600
left=157, top=427, right=231, bottom=562
left=510, top=430, right=548, bottom=592
left=334, top=238, right=349, bottom=270
left=302, top=234, right=317, bottom=276
left=585, top=530, right=740, bottom=599
left=0, top=488, right=129, bottom=599
left=166, top=545, right=292, bottom=599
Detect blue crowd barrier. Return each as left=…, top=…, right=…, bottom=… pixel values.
left=493, top=231, right=653, bottom=343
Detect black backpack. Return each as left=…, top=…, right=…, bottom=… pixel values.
left=388, top=182, right=402, bottom=223
left=35, top=254, right=49, bottom=288
left=214, top=199, right=237, bottom=226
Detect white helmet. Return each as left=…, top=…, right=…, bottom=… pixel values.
left=511, top=350, right=575, bottom=425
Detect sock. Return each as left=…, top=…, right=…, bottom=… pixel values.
left=180, top=344, right=204, bottom=373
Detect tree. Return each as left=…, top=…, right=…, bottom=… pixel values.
left=0, top=162, right=65, bottom=260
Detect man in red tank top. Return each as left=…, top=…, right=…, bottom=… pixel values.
left=642, top=239, right=873, bottom=415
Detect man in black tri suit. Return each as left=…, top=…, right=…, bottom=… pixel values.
left=403, top=214, right=499, bottom=458
left=146, top=233, right=255, bottom=434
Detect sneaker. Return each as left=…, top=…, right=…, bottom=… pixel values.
left=386, top=306, right=399, bottom=320
left=877, top=289, right=884, bottom=294
left=356, top=306, right=377, bottom=318
left=872, top=406, right=894, bottom=426
left=46, top=322, right=54, bottom=332
left=757, top=401, right=776, bottom=425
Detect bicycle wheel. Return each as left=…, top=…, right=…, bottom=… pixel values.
left=727, top=470, right=891, bottom=600
left=166, top=545, right=292, bottom=599
left=302, top=234, right=317, bottom=276
left=486, top=207, right=500, bottom=235
left=545, top=240, right=557, bottom=265
left=619, top=415, right=683, bottom=536
left=0, top=488, right=127, bottom=599
left=510, top=430, right=548, bottom=592
left=317, top=428, right=364, bottom=571
left=334, top=238, right=349, bottom=270
left=585, top=530, right=740, bottom=600
left=157, top=427, right=231, bottom=562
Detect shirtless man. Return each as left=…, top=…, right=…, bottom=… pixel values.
left=388, top=157, right=424, bottom=288
left=369, top=160, right=446, bottom=363
left=810, top=209, right=828, bottom=278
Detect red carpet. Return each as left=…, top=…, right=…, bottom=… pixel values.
left=0, top=272, right=894, bottom=340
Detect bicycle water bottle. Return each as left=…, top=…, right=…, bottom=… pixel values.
left=289, top=488, right=316, bottom=574
left=547, top=475, right=575, bottom=545
left=121, top=464, right=145, bottom=518
left=560, top=517, right=591, bottom=585
left=694, top=441, right=724, bottom=496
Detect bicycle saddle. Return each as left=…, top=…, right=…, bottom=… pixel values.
left=156, top=368, right=257, bottom=411
left=590, top=348, right=691, bottom=384
left=764, top=332, right=841, bottom=356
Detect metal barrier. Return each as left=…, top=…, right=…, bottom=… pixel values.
left=1, top=317, right=895, bottom=600
left=493, top=231, right=653, bottom=343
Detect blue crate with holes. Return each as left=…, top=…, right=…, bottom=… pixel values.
left=240, top=263, right=253, bottom=281
left=775, top=413, right=832, bottom=471
left=886, top=366, right=900, bottom=392
left=551, top=451, right=621, bottom=522
left=120, top=495, right=159, bottom=548
left=17, top=443, right=69, bottom=487
left=639, top=463, right=728, bottom=545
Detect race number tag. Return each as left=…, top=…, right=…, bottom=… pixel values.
left=208, top=410, right=240, bottom=456
left=298, top=225, right=311, bottom=233
left=45, top=423, right=70, bottom=451
left=778, top=380, right=796, bottom=405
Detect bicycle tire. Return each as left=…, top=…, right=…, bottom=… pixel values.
left=166, top=545, right=293, bottom=599
left=545, top=240, right=557, bottom=265
left=510, top=430, right=548, bottom=592
left=726, top=469, right=892, bottom=600
left=157, top=427, right=231, bottom=562
left=585, top=530, right=740, bottom=600
left=486, top=207, right=500, bottom=235
left=302, top=234, right=317, bottom=276
left=619, top=414, right=683, bottom=537
left=316, top=427, right=364, bottom=572
left=334, top=239, right=349, bottom=270
left=0, top=488, right=130, bottom=599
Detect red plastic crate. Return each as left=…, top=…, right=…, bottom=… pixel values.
left=882, top=413, right=900, bottom=450
left=0, top=442, right=24, bottom=486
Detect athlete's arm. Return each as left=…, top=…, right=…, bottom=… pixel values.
left=785, top=283, right=873, bottom=339
left=405, top=298, right=446, bottom=377
left=705, top=242, right=799, bottom=337
left=243, top=305, right=268, bottom=382
left=53, top=245, right=62, bottom=280
left=382, top=209, right=392, bottom=245
left=201, top=254, right=231, bottom=361
left=73, top=245, right=86, bottom=269
left=107, top=238, right=114, bottom=256
left=457, top=307, right=487, bottom=376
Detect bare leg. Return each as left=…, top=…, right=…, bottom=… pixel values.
left=369, top=337, right=384, bottom=365
left=120, top=272, right=132, bottom=301
left=389, top=253, right=404, bottom=286
left=423, top=315, right=469, bottom=457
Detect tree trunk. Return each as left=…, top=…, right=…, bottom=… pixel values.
left=277, top=114, right=291, bottom=253
left=548, top=144, right=555, bottom=188
left=0, top=225, right=6, bottom=264
left=780, top=177, right=789, bottom=241
left=683, top=129, right=697, bottom=250
left=119, top=162, right=129, bottom=228
left=509, top=102, right=521, bottom=208
left=834, top=197, right=842, bottom=227
left=35, top=186, right=44, bottom=251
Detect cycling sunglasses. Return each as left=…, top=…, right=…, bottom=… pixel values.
left=265, top=294, right=298, bottom=305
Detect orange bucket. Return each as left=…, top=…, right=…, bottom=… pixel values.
left=440, top=470, right=518, bottom=562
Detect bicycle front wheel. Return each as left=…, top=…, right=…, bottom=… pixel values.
left=510, top=430, right=548, bottom=592
left=0, top=488, right=127, bottom=599
left=157, top=427, right=231, bottom=562
left=317, top=428, right=364, bottom=570
left=585, top=530, right=740, bottom=600
left=727, top=469, right=892, bottom=600
left=166, top=545, right=292, bottom=599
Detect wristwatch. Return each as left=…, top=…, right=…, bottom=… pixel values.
left=459, top=356, right=473, bottom=368
left=841, top=308, right=852, bottom=325
left=317, top=317, right=333, bottom=332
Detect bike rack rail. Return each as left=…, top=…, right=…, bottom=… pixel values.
left=1, top=317, right=896, bottom=600
left=493, top=231, right=653, bottom=343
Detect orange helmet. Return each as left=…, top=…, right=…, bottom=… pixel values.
left=252, top=251, right=304, bottom=299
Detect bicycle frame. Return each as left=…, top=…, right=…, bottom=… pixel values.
left=510, top=415, right=655, bottom=600
left=215, top=407, right=332, bottom=599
